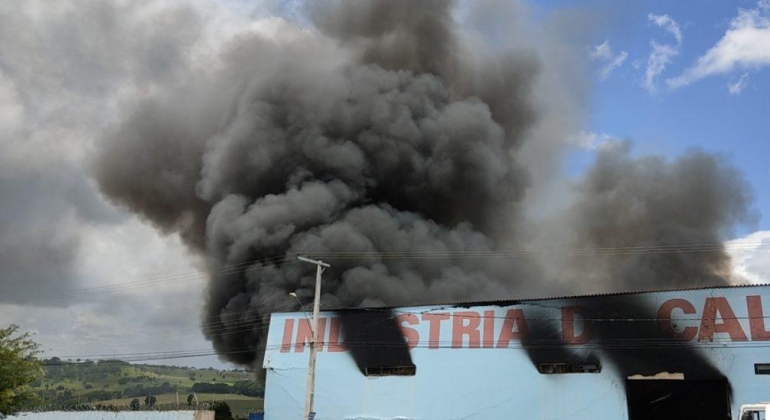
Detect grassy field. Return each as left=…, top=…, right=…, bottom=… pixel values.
left=36, top=363, right=253, bottom=393
left=97, top=392, right=263, bottom=418
left=32, top=360, right=263, bottom=418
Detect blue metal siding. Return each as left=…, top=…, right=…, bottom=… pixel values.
left=263, top=285, right=770, bottom=420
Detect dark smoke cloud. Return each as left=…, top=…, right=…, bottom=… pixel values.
left=93, top=0, right=752, bottom=367
left=538, top=142, right=753, bottom=294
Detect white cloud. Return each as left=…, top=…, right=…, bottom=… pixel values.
left=0, top=75, right=23, bottom=133
left=606, top=51, right=629, bottom=77
left=727, top=231, right=770, bottom=285
left=668, top=6, right=770, bottom=88
left=590, top=40, right=612, bottom=60
left=0, top=217, right=228, bottom=368
left=590, top=41, right=629, bottom=79
left=644, top=41, right=679, bottom=93
left=728, top=73, right=750, bottom=94
left=567, top=131, right=622, bottom=151
left=649, top=13, right=684, bottom=44
left=643, top=14, right=682, bottom=93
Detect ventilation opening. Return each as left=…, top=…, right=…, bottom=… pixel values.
left=364, top=365, right=416, bottom=376
left=538, top=362, right=601, bottom=374
left=626, top=378, right=729, bottom=420
left=755, top=364, right=770, bottom=375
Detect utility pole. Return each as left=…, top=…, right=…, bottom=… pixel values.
left=297, top=256, right=330, bottom=420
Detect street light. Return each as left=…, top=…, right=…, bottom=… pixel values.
left=296, top=256, right=330, bottom=420
left=289, top=292, right=302, bottom=306
left=289, top=293, right=311, bottom=325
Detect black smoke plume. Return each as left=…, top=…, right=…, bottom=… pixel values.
left=94, top=0, right=752, bottom=367
left=338, top=310, right=415, bottom=376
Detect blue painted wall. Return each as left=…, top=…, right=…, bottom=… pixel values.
left=263, top=285, right=770, bottom=420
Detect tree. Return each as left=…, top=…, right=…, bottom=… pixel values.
left=0, top=325, right=42, bottom=416
left=144, top=394, right=156, bottom=407
left=232, top=380, right=264, bottom=397
left=212, top=401, right=234, bottom=420
left=186, top=394, right=194, bottom=406
left=129, top=398, right=140, bottom=411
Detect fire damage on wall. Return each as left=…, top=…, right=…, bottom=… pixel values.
left=270, top=287, right=770, bottom=419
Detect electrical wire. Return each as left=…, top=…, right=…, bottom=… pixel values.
left=29, top=241, right=770, bottom=365
left=38, top=255, right=299, bottom=304
left=48, top=338, right=770, bottom=365
left=32, top=240, right=770, bottom=302
left=301, top=240, right=768, bottom=260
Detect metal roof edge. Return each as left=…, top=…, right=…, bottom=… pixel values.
left=272, top=282, right=770, bottom=314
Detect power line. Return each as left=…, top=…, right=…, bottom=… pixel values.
left=39, top=255, right=298, bottom=303
left=27, top=242, right=770, bottom=365
left=24, top=241, right=770, bottom=303
left=47, top=338, right=770, bottom=365
left=302, top=241, right=768, bottom=260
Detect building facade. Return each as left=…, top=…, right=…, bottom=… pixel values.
left=263, top=284, right=770, bottom=420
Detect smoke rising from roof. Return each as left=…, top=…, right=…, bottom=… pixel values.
left=93, top=0, right=752, bottom=366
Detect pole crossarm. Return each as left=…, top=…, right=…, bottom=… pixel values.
left=298, top=255, right=331, bottom=268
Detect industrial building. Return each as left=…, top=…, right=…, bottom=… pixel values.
left=263, top=284, right=770, bottom=420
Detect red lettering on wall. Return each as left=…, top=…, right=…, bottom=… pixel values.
left=747, top=295, right=770, bottom=341
left=561, top=306, right=593, bottom=344
left=327, top=317, right=345, bottom=352
left=294, top=318, right=328, bottom=352
left=316, top=318, right=327, bottom=350
left=423, top=313, right=450, bottom=349
left=452, top=312, right=481, bottom=349
left=483, top=311, right=495, bottom=348
left=281, top=318, right=294, bottom=353
left=496, top=309, right=528, bottom=348
left=398, top=313, right=420, bottom=350
left=699, top=297, right=748, bottom=342
left=295, top=318, right=312, bottom=352
left=657, top=299, right=698, bottom=341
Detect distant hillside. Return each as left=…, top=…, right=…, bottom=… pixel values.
left=30, top=358, right=263, bottom=417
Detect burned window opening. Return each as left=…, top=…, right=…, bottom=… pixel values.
left=626, top=378, right=730, bottom=420
left=364, top=365, right=416, bottom=376
left=538, top=362, right=601, bottom=374
left=754, top=364, right=770, bottom=375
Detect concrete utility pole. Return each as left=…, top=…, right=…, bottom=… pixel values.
left=297, top=256, right=330, bottom=420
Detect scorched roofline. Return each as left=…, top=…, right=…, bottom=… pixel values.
left=274, top=282, right=770, bottom=313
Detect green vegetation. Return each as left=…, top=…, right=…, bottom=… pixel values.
left=97, top=393, right=262, bottom=419
left=212, top=401, right=234, bottom=420
left=0, top=325, right=43, bottom=416
left=28, top=358, right=263, bottom=418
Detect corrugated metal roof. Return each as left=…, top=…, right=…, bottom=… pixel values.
left=275, top=282, right=770, bottom=313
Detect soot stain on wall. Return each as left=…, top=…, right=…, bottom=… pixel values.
left=337, top=309, right=415, bottom=376
left=520, top=295, right=731, bottom=391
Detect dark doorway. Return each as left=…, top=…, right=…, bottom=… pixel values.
left=626, top=379, right=730, bottom=420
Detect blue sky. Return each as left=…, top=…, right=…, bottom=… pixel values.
left=552, top=0, right=770, bottom=233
